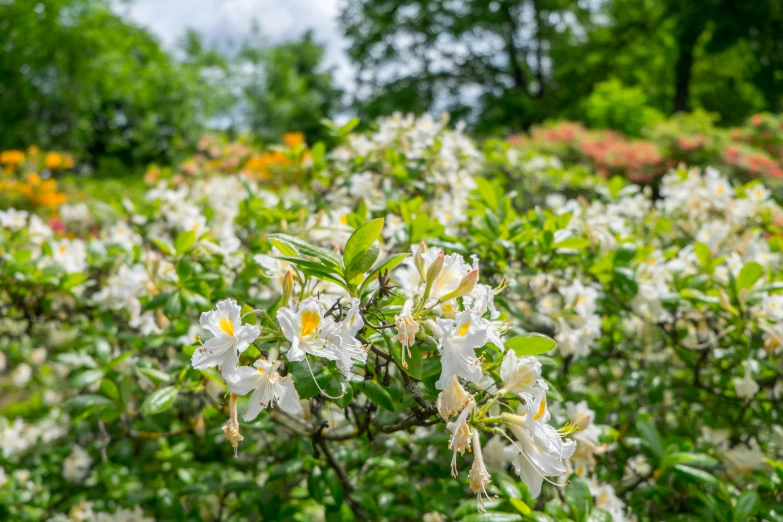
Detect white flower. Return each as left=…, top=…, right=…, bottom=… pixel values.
left=107, top=222, right=141, bottom=251
left=254, top=249, right=291, bottom=293
left=437, top=376, right=472, bottom=418
left=446, top=400, right=475, bottom=476
left=762, top=294, right=783, bottom=321
left=28, top=215, right=52, bottom=244
left=331, top=298, right=367, bottom=375
left=0, top=208, right=28, bottom=229
left=12, top=363, right=32, bottom=387
left=499, top=350, right=545, bottom=403
left=191, top=299, right=260, bottom=377
left=225, top=359, right=302, bottom=420
left=435, top=311, right=488, bottom=390
left=59, top=203, right=90, bottom=224
left=566, top=401, right=601, bottom=444
left=51, top=238, right=87, bottom=274
left=505, top=406, right=575, bottom=498
left=561, top=280, right=598, bottom=318
left=482, top=435, right=510, bottom=471
left=62, top=445, right=92, bottom=483
left=277, top=297, right=341, bottom=362
left=469, top=430, right=492, bottom=512
left=423, top=250, right=472, bottom=302
left=589, top=481, right=631, bottom=522
left=734, top=361, right=759, bottom=401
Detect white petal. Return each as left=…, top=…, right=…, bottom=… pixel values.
left=225, top=366, right=264, bottom=395
left=275, top=375, right=302, bottom=414
left=234, top=324, right=261, bottom=352
left=243, top=387, right=267, bottom=422
left=276, top=308, right=298, bottom=342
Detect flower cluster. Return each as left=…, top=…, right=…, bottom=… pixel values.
left=2, top=113, right=783, bottom=522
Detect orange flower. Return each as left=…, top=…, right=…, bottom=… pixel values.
left=283, top=132, right=305, bottom=148
left=1, top=150, right=25, bottom=167
left=45, top=152, right=63, bottom=169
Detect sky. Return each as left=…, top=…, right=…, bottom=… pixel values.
left=119, top=0, right=355, bottom=88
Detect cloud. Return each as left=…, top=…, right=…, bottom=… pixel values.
left=119, top=0, right=355, bottom=88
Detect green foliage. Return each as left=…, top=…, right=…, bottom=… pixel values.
left=238, top=30, right=342, bottom=145
left=0, top=0, right=210, bottom=168
left=584, top=79, right=665, bottom=137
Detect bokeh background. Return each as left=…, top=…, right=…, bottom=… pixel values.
left=1, top=0, right=781, bottom=178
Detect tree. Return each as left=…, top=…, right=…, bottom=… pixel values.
left=0, top=0, right=211, bottom=169
left=340, top=0, right=590, bottom=132
left=237, top=30, right=342, bottom=144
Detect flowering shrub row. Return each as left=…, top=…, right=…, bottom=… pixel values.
left=511, top=111, right=783, bottom=185
left=1, top=114, right=782, bottom=521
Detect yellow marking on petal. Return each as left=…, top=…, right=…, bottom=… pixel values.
left=219, top=316, right=234, bottom=336
left=457, top=321, right=470, bottom=336
left=300, top=309, right=320, bottom=337
left=257, top=367, right=266, bottom=375
left=442, top=303, right=453, bottom=313
left=339, top=215, right=348, bottom=225
left=59, top=245, right=67, bottom=254
left=533, top=396, right=547, bottom=420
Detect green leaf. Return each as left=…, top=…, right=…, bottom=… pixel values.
left=354, top=380, right=394, bottom=411
left=141, top=386, right=179, bottom=416
left=693, top=242, right=711, bottom=268
left=734, top=490, right=760, bottom=520
left=459, top=514, right=523, bottom=522
left=269, top=237, right=298, bottom=257
left=268, top=233, right=342, bottom=268
left=505, top=333, right=557, bottom=356
left=509, top=498, right=532, bottom=515
left=343, top=218, right=384, bottom=272
left=389, top=342, right=423, bottom=379
left=673, top=464, right=720, bottom=486
left=308, top=466, right=326, bottom=503
left=636, top=417, right=665, bottom=459
left=565, top=476, right=591, bottom=522
left=151, top=238, right=174, bottom=256
left=69, top=369, right=105, bottom=388
left=475, top=177, right=498, bottom=208
left=612, top=267, right=638, bottom=295
left=736, top=262, right=763, bottom=291
left=325, top=468, right=344, bottom=507
left=554, top=237, right=591, bottom=250
left=99, top=379, right=119, bottom=401
left=138, top=367, right=171, bottom=384
left=66, top=394, right=114, bottom=410
left=331, top=381, right=354, bottom=409
left=661, top=452, right=718, bottom=469
left=174, top=230, right=197, bottom=255
left=346, top=241, right=380, bottom=277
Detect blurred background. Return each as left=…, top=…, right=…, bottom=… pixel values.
left=1, top=0, right=781, bottom=175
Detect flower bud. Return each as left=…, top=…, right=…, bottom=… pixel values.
left=281, top=270, right=294, bottom=307
left=414, top=241, right=427, bottom=279
left=426, top=251, right=444, bottom=286
left=439, top=269, right=478, bottom=302
left=423, top=251, right=444, bottom=301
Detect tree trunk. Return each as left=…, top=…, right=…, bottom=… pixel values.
left=672, top=22, right=705, bottom=114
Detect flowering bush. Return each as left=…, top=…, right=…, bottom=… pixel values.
left=0, top=147, right=72, bottom=212
left=1, top=114, right=783, bottom=522
left=516, top=112, right=783, bottom=188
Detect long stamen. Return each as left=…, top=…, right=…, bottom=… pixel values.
left=304, top=355, right=346, bottom=400
left=496, top=429, right=568, bottom=488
